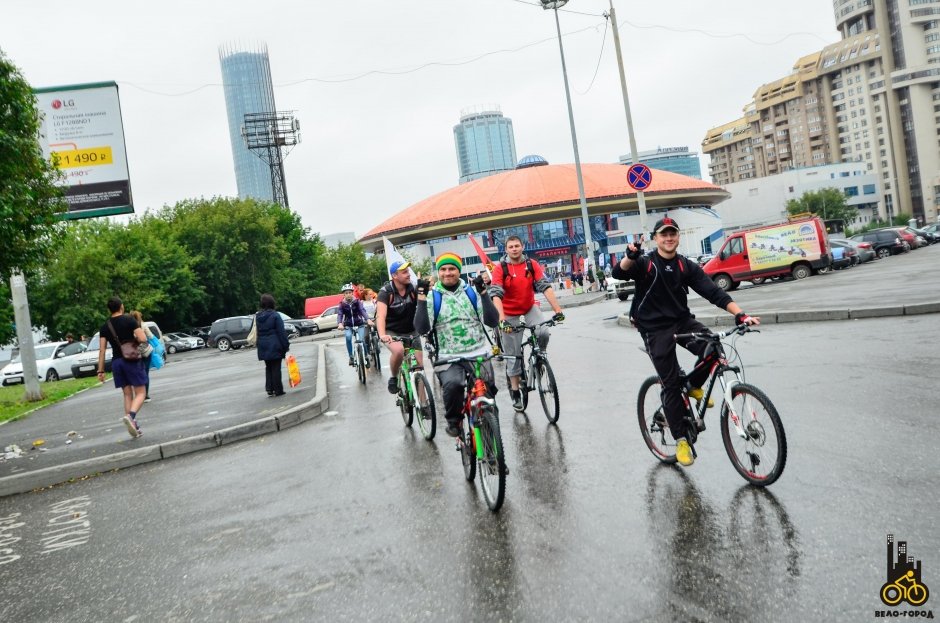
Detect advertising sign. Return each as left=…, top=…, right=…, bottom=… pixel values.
left=744, top=222, right=821, bottom=270
left=34, top=81, right=133, bottom=219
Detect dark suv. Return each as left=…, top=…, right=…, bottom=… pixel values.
left=850, top=230, right=907, bottom=259
left=208, top=316, right=254, bottom=351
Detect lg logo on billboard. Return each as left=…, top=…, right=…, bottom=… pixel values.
left=51, top=99, right=76, bottom=109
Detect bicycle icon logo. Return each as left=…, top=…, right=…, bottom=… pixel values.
left=881, top=534, right=930, bottom=607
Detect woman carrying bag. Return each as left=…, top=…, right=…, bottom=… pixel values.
left=255, top=293, right=290, bottom=397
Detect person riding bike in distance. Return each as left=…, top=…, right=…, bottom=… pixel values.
left=611, top=217, right=759, bottom=467
left=377, top=260, right=423, bottom=394
left=337, top=283, right=374, bottom=367
left=489, top=235, right=565, bottom=411
left=413, top=253, right=499, bottom=438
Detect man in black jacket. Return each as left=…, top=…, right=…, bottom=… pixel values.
left=611, top=217, right=759, bottom=467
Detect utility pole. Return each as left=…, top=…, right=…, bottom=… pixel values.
left=10, top=272, right=42, bottom=401
left=608, top=0, right=650, bottom=244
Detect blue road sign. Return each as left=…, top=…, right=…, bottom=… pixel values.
left=627, top=163, right=652, bottom=191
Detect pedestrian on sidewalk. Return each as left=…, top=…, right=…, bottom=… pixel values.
left=255, top=293, right=290, bottom=397
left=98, top=296, right=148, bottom=439
left=130, top=310, right=154, bottom=402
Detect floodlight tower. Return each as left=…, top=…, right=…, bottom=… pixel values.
left=241, top=112, right=301, bottom=207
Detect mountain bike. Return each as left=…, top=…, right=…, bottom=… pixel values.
left=392, top=335, right=436, bottom=440
left=505, top=319, right=560, bottom=423
left=348, top=323, right=368, bottom=385
left=434, top=351, right=506, bottom=512
left=368, top=325, right=382, bottom=372
left=637, top=323, right=787, bottom=486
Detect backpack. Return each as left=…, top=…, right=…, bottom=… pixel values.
left=382, top=281, right=416, bottom=307
left=500, top=258, right=538, bottom=293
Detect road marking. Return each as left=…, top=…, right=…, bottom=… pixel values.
left=0, top=512, right=26, bottom=566
left=41, top=496, right=91, bottom=554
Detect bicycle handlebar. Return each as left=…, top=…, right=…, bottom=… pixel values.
left=674, top=322, right=757, bottom=342
left=506, top=319, right=557, bottom=333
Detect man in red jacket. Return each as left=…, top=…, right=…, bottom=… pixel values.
left=489, top=235, right=564, bottom=411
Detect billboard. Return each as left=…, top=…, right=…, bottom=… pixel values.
left=744, top=222, right=822, bottom=270
left=34, top=81, right=133, bottom=219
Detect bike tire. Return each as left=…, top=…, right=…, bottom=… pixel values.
left=398, top=369, right=413, bottom=427
left=370, top=334, right=382, bottom=371
left=534, top=357, right=560, bottom=424
left=637, top=375, right=678, bottom=464
left=478, top=408, right=506, bottom=512
left=356, top=345, right=366, bottom=385
left=720, top=382, right=787, bottom=486
left=413, top=372, right=436, bottom=440
left=461, top=427, right=476, bottom=482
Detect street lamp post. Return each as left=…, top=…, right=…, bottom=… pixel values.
left=541, top=0, right=596, bottom=284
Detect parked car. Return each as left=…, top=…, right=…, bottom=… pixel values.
left=311, top=305, right=341, bottom=333
left=2, top=340, right=87, bottom=385
left=886, top=227, right=923, bottom=250
left=828, top=239, right=859, bottom=269
left=71, top=332, right=111, bottom=377
left=833, top=237, right=876, bottom=263
left=921, top=223, right=940, bottom=237
left=606, top=277, right=635, bottom=301
left=912, top=226, right=939, bottom=244
left=850, top=230, right=908, bottom=259
left=208, top=316, right=255, bottom=351
left=277, top=312, right=308, bottom=338
left=187, top=326, right=211, bottom=345
left=282, top=316, right=317, bottom=336
left=164, top=332, right=204, bottom=354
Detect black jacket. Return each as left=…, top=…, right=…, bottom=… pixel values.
left=611, top=251, right=732, bottom=331
left=255, top=310, right=290, bottom=361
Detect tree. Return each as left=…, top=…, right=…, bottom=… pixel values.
left=0, top=48, right=66, bottom=285
left=785, top=188, right=857, bottom=226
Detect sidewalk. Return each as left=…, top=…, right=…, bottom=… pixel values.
left=0, top=341, right=328, bottom=498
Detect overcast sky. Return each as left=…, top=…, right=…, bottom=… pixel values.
left=2, top=0, right=839, bottom=239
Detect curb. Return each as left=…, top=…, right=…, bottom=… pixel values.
left=615, top=302, right=940, bottom=328
left=0, top=344, right=330, bottom=498
left=558, top=293, right=608, bottom=309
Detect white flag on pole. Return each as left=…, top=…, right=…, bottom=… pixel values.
left=383, top=237, right=417, bottom=285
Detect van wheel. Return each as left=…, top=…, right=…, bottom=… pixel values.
left=217, top=337, right=232, bottom=351
left=713, top=274, right=733, bottom=291
left=791, top=264, right=811, bottom=280
left=817, top=265, right=831, bottom=275
left=750, top=277, right=766, bottom=285
left=617, top=292, right=630, bottom=301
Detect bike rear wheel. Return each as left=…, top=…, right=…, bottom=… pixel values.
left=637, top=375, right=679, bottom=464
left=534, top=357, right=560, bottom=424
left=356, top=345, right=366, bottom=385
left=413, top=372, right=436, bottom=440
left=720, top=382, right=787, bottom=486
left=398, top=369, right=413, bottom=427
left=477, top=408, right=506, bottom=512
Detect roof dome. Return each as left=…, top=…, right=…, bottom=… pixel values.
left=516, top=155, right=549, bottom=169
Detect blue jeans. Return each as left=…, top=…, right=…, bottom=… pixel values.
left=344, top=326, right=369, bottom=358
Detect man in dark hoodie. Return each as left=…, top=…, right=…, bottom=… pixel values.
left=255, top=293, right=291, bottom=397
left=611, top=217, right=759, bottom=467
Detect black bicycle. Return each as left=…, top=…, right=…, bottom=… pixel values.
left=637, top=323, right=787, bottom=486
left=504, top=319, right=560, bottom=423
left=367, top=325, right=382, bottom=372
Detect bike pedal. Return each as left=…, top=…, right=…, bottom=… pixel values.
left=695, top=418, right=706, bottom=432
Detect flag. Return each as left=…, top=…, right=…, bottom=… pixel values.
left=383, top=237, right=417, bottom=285
left=467, top=233, right=493, bottom=278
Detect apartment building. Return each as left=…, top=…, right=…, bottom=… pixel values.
left=703, top=0, right=940, bottom=225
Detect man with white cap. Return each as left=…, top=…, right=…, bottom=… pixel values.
left=377, top=260, right=422, bottom=395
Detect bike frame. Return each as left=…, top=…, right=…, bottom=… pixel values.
left=396, top=338, right=421, bottom=402
left=682, top=329, right=753, bottom=441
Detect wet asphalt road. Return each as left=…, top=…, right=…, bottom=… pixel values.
left=0, top=305, right=937, bottom=622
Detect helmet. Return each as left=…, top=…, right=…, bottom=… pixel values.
left=341, top=283, right=354, bottom=293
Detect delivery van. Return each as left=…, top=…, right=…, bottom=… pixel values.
left=304, top=294, right=345, bottom=319
left=703, top=216, right=832, bottom=291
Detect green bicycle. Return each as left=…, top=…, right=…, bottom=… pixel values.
left=392, top=335, right=437, bottom=440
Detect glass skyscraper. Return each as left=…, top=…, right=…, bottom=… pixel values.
left=219, top=43, right=277, bottom=202
left=454, top=108, right=517, bottom=184
left=619, top=146, right=702, bottom=179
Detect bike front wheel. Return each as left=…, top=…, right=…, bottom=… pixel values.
left=720, top=382, right=787, bottom=486
left=534, top=357, right=560, bottom=424
left=413, top=372, right=436, bottom=440
left=637, top=376, right=678, bottom=464
left=356, top=345, right=366, bottom=385
left=370, top=334, right=382, bottom=371
left=398, top=369, right=413, bottom=427
left=460, top=426, right=476, bottom=482
left=477, top=408, right=506, bottom=512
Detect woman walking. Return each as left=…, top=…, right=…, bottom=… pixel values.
left=130, top=310, right=154, bottom=402
left=255, top=293, right=290, bottom=397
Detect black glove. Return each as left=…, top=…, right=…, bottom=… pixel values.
left=734, top=312, right=751, bottom=325
left=626, top=245, right=642, bottom=260
left=416, top=278, right=431, bottom=295
left=552, top=312, right=565, bottom=323
left=472, top=274, right=486, bottom=293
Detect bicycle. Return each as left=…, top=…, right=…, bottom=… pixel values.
left=434, top=351, right=507, bottom=512
left=881, top=570, right=929, bottom=606
left=637, top=322, right=787, bottom=486
left=504, top=319, right=560, bottom=423
left=346, top=323, right=368, bottom=385
left=391, top=335, right=436, bottom=440
left=367, top=325, right=382, bottom=372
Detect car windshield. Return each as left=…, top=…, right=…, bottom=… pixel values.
left=12, top=344, right=57, bottom=363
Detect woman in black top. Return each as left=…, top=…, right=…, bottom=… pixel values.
left=255, top=293, right=291, bottom=397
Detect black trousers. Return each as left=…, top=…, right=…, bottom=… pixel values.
left=265, top=358, right=285, bottom=395
left=435, top=361, right=497, bottom=426
left=640, top=317, right=709, bottom=440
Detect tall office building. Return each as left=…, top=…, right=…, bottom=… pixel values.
left=454, top=107, right=517, bottom=184
left=703, top=1, right=940, bottom=224
left=219, top=42, right=277, bottom=202
left=619, top=146, right=703, bottom=179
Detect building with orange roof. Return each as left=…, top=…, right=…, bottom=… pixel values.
left=359, top=157, right=730, bottom=277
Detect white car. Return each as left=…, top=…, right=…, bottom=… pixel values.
left=1, top=340, right=88, bottom=385
left=71, top=332, right=112, bottom=378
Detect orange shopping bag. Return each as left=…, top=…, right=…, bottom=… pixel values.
left=286, top=354, right=301, bottom=388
